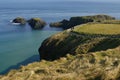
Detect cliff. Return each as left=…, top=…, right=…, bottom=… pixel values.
left=39, top=23, right=120, bottom=60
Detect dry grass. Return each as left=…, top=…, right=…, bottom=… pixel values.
left=0, top=47, right=120, bottom=80
left=74, top=23, right=120, bottom=35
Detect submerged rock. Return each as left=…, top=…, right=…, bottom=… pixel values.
left=12, top=17, right=26, bottom=25
left=28, top=18, right=46, bottom=29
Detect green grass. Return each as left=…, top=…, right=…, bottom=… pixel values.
left=102, top=20, right=120, bottom=24
left=74, top=23, right=120, bottom=35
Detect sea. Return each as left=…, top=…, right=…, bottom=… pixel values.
left=0, top=0, right=120, bottom=74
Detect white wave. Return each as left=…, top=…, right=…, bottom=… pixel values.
left=12, top=22, right=21, bottom=25
left=10, top=20, right=21, bottom=25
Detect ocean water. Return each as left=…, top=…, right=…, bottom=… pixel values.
left=0, top=1, right=120, bottom=74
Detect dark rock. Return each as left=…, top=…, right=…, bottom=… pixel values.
left=28, top=18, right=46, bottom=29
left=50, top=22, right=62, bottom=27
left=50, top=19, right=69, bottom=28
left=12, top=17, right=26, bottom=25
left=38, top=33, right=80, bottom=61
left=49, top=15, right=115, bottom=29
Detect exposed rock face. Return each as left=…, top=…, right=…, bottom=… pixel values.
left=49, top=15, right=115, bottom=29
left=28, top=18, right=46, bottom=29
left=39, top=31, right=120, bottom=61
left=12, top=17, right=26, bottom=25
left=50, top=19, right=69, bottom=28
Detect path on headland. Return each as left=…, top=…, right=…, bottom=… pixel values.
left=66, top=29, right=120, bottom=39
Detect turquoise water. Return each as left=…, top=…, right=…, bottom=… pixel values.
left=0, top=1, right=120, bottom=74
left=0, top=31, right=59, bottom=74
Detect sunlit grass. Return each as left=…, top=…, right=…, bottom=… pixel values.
left=74, top=23, right=120, bottom=35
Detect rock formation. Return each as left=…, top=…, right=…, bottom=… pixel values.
left=28, top=18, right=46, bottom=29
left=12, top=17, right=26, bottom=25
left=50, top=14, right=115, bottom=29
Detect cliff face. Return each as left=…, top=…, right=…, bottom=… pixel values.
left=39, top=30, right=120, bottom=60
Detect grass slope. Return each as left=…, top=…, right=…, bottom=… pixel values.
left=74, top=23, right=120, bottom=35
left=0, top=47, right=120, bottom=80
left=39, top=26, right=120, bottom=60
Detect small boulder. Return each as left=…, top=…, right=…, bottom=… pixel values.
left=28, top=18, right=46, bottom=29
left=12, top=17, right=26, bottom=25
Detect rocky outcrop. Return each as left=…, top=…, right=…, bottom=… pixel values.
left=50, top=14, right=115, bottom=29
left=50, top=19, right=69, bottom=28
left=39, top=32, right=120, bottom=60
left=12, top=17, right=26, bottom=25
left=28, top=18, right=46, bottom=29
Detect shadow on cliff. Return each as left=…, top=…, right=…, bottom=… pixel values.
left=0, top=55, right=40, bottom=75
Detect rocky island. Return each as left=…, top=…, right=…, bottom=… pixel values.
left=12, top=17, right=46, bottom=30
left=28, top=18, right=46, bottom=29
left=12, top=17, right=26, bottom=25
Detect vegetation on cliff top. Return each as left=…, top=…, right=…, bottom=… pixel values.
left=39, top=23, right=120, bottom=60
left=74, top=23, right=120, bottom=35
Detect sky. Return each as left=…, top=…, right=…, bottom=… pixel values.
left=0, top=0, right=120, bottom=2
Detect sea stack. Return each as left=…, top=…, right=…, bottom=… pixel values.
left=12, top=17, right=26, bottom=25
left=28, top=18, right=46, bottom=29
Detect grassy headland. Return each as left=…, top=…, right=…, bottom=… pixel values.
left=74, top=23, right=120, bottom=35
left=0, top=20, right=120, bottom=80
left=39, top=23, right=120, bottom=60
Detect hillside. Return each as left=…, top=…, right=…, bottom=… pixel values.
left=0, top=23, right=120, bottom=80
left=39, top=23, right=120, bottom=60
